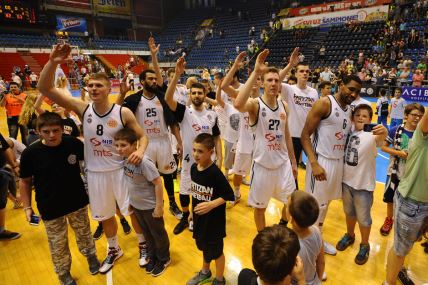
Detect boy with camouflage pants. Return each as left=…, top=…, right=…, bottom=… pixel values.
left=19, top=112, right=100, bottom=285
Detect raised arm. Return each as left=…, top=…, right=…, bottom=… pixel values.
left=300, top=98, right=330, bottom=181
left=37, top=44, right=87, bottom=117
left=420, top=108, right=428, bottom=135
left=234, top=49, right=269, bottom=115
left=115, top=74, right=130, bottom=105
left=165, top=57, right=186, bottom=111
left=221, top=51, right=246, bottom=98
left=149, top=37, right=164, bottom=87
left=121, top=107, right=148, bottom=164
left=279, top=47, right=300, bottom=82
left=34, top=94, right=46, bottom=115
left=216, top=79, right=225, bottom=108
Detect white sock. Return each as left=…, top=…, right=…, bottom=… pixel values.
left=233, top=186, right=241, bottom=197
left=136, top=233, right=146, bottom=244
left=107, top=235, right=119, bottom=249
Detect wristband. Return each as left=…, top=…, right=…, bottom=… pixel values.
left=23, top=206, right=32, bottom=211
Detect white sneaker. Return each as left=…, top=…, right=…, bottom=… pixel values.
left=322, top=272, right=327, bottom=281
left=324, top=241, right=337, bottom=256
left=189, top=220, right=194, bottom=232
left=99, top=247, right=124, bottom=274
left=139, top=243, right=149, bottom=267
left=242, top=178, right=250, bottom=186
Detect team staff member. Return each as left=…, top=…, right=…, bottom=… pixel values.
left=37, top=44, right=148, bottom=274
left=20, top=112, right=100, bottom=285
left=0, top=82, right=28, bottom=145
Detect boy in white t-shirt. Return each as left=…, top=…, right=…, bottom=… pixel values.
left=336, top=104, right=387, bottom=265
left=389, top=88, right=406, bottom=129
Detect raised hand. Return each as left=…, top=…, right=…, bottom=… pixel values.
left=49, top=44, right=72, bottom=64
left=232, top=51, right=247, bottom=69
left=119, top=73, right=130, bottom=95
left=254, top=49, right=270, bottom=75
left=148, top=36, right=160, bottom=55
left=175, top=56, right=186, bottom=76
left=289, top=47, right=300, bottom=67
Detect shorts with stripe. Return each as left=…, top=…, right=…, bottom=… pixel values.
left=305, top=155, right=344, bottom=206
left=87, top=168, right=130, bottom=221
left=223, top=140, right=235, bottom=170
left=232, top=152, right=252, bottom=176
left=145, top=137, right=177, bottom=175
left=248, top=161, right=295, bottom=208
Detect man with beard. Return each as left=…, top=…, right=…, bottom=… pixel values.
left=117, top=37, right=183, bottom=222
left=300, top=75, right=362, bottom=265
left=165, top=57, right=222, bottom=235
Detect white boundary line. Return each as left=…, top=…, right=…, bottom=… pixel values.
left=107, top=270, right=113, bottom=285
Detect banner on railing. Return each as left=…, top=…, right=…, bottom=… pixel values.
left=283, top=0, right=391, bottom=17
left=94, top=0, right=131, bottom=15
left=56, top=15, right=87, bottom=32
left=281, top=5, right=389, bottom=29
left=402, top=86, right=428, bottom=102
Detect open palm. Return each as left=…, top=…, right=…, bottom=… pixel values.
left=50, top=44, right=72, bottom=64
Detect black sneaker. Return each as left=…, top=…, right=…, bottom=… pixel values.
left=145, top=257, right=156, bottom=274
left=173, top=218, right=189, bottom=235
left=93, top=223, right=103, bottom=240
left=0, top=230, right=21, bottom=240
left=279, top=219, right=288, bottom=227
left=151, top=258, right=171, bottom=277
left=169, top=202, right=183, bottom=220
left=120, top=218, right=131, bottom=235
left=99, top=247, right=124, bottom=274
left=398, top=267, right=415, bottom=285
left=87, top=254, right=101, bottom=275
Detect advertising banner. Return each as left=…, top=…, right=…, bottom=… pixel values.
left=56, top=15, right=87, bottom=32
left=281, top=5, right=389, bottom=29
left=94, top=0, right=131, bottom=15
left=402, top=86, right=428, bottom=102
left=286, top=0, right=391, bottom=17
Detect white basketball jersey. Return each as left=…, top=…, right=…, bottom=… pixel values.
left=312, top=95, right=351, bottom=159
left=180, top=106, right=218, bottom=165
left=252, top=98, right=289, bottom=169
left=83, top=103, right=124, bottom=172
left=281, top=83, right=318, bottom=138
left=236, top=111, right=253, bottom=154
left=136, top=94, right=169, bottom=139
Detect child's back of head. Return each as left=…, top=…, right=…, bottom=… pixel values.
left=289, top=191, right=320, bottom=229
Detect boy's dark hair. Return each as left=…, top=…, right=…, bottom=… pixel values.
left=194, top=133, right=215, bottom=150
left=114, top=128, right=139, bottom=144
left=319, top=81, right=332, bottom=89
left=404, top=103, right=425, bottom=116
left=287, top=75, right=297, bottom=84
left=353, top=104, right=373, bottom=119
left=190, top=82, right=206, bottom=93
left=379, top=88, right=387, bottom=96
left=296, top=62, right=310, bottom=71
left=252, top=225, right=300, bottom=283
left=139, top=69, right=156, bottom=81
left=36, top=112, right=63, bottom=130
left=289, top=191, right=319, bottom=228
left=394, top=88, right=402, bottom=94
left=342, top=74, right=362, bottom=86
left=9, top=82, right=19, bottom=87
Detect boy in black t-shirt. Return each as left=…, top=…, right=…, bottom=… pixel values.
left=187, top=133, right=234, bottom=285
left=19, top=112, right=100, bottom=285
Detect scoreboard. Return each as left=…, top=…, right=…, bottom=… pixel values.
left=0, top=0, right=37, bottom=24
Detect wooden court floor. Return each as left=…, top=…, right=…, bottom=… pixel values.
left=1, top=93, right=427, bottom=285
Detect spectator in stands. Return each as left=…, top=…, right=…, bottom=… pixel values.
left=24, top=65, right=32, bottom=76
left=11, top=73, right=22, bottom=87
left=0, top=76, right=6, bottom=94
left=1, top=82, right=28, bottom=145
left=319, top=67, right=334, bottom=82
left=319, top=81, right=332, bottom=98
left=319, top=46, right=326, bottom=60
left=29, top=72, right=38, bottom=89
left=249, top=26, right=255, bottom=36
left=398, top=66, right=410, bottom=86
left=412, top=69, right=424, bottom=87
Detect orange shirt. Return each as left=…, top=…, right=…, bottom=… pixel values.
left=4, top=93, right=26, bottom=117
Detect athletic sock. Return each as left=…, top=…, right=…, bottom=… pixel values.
left=202, top=268, right=210, bottom=274
left=233, top=186, right=240, bottom=197
left=163, top=174, right=175, bottom=202
left=107, top=235, right=119, bottom=249
left=136, top=233, right=145, bottom=244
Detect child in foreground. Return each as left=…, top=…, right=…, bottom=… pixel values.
left=187, top=133, right=235, bottom=285
left=114, top=128, right=171, bottom=277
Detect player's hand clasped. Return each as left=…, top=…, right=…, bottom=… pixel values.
left=194, top=201, right=215, bottom=215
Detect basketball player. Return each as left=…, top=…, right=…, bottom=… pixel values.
left=37, top=44, right=149, bottom=273
left=279, top=48, right=319, bottom=188
left=116, top=36, right=183, bottom=220
left=300, top=74, right=362, bottom=257
left=234, top=49, right=297, bottom=232
left=165, top=57, right=222, bottom=235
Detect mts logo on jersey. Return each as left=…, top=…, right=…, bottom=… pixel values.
left=192, top=124, right=210, bottom=132
left=90, top=137, right=113, bottom=157
left=335, top=132, right=344, bottom=140
left=265, top=133, right=282, bottom=151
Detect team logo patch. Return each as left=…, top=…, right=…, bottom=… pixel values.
left=207, top=114, right=212, bottom=121
left=335, top=132, right=344, bottom=140
left=279, top=112, right=286, bottom=120
left=87, top=118, right=92, bottom=123
left=67, top=154, right=77, bottom=164
left=335, top=112, right=339, bottom=117
left=156, top=101, right=162, bottom=106
left=107, top=119, right=118, bottom=128
left=90, top=137, right=101, bottom=146
left=144, top=120, right=153, bottom=126
left=262, top=112, right=266, bottom=117
left=192, top=124, right=202, bottom=132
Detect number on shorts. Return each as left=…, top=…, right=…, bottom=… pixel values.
left=96, top=124, right=103, bottom=136
left=345, top=135, right=360, bottom=166
left=184, top=154, right=190, bottom=163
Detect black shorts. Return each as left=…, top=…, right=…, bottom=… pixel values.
left=383, top=175, right=396, bottom=203
left=196, top=238, right=224, bottom=263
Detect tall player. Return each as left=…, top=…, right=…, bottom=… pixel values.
left=165, top=57, right=222, bottom=235
left=116, top=37, right=183, bottom=220
left=234, top=49, right=297, bottom=232
left=279, top=48, right=319, bottom=187
left=37, top=44, right=148, bottom=273
left=300, top=74, right=362, bottom=257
